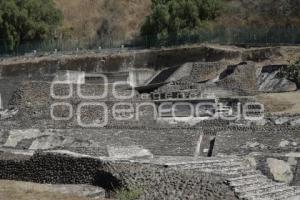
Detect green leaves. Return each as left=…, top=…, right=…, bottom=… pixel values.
left=279, top=59, right=300, bottom=88
left=0, top=0, right=62, bottom=51
left=288, top=59, right=300, bottom=87
left=141, top=0, right=222, bottom=38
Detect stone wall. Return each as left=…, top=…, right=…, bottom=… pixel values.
left=0, top=46, right=238, bottom=110
left=0, top=45, right=241, bottom=77
left=0, top=78, right=23, bottom=109
left=188, top=62, right=228, bottom=82
left=3, top=126, right=299, bottom=159
left=217, top=62, right=257, bottom=95
left=8, top=81, right=159, bottom=128
left=105, top=160, right=238, bottom=200
left=214, top=128, right=300, bottom=156
left=0, top=45, right=287, bottom=109
left=0, top=151, right=238, bottom=200
left=162, top=61, right=229, bottom=83
left=0, top=128, right=203, bottom=157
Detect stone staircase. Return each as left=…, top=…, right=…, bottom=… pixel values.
left=171, top=156, right=300, bottom=200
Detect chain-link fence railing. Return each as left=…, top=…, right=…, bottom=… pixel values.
left=1, top=27, right=300, bottom=57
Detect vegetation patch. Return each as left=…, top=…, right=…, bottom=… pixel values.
left=0, top=0, right=62, bottom=51
left=115, top=186, right=143, bottom=200
left=141, top=0, right=222, bottom=38
left=279, top=58, right=300, bottom=88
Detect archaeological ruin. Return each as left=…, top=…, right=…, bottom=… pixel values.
left=0, top=45, right=300, bottom=199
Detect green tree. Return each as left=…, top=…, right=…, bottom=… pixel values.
left=0, top=0, right=62, bottom=51
left=141, top=0, right=222, bottom=38
left=279, top=59, right=300, bottom=88
left=287, top=59, right=300, bottom=87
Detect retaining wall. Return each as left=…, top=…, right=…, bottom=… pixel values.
left=214, top=129, right=300, bottom=156
left=0, top=151, right=238, bottom=200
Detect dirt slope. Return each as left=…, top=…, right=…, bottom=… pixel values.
left=0, top=180, right=98, bottom=200
left=54, top=0, right=300, bottom=42
left=54, top=0, right=151, bottom=40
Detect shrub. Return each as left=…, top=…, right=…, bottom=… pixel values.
left=279, top=58, right=300, bottom=88
left=141, top=0, right=222, bottom=38
left=115, top=186, right=143, bottom=200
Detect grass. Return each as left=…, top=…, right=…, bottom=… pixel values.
left=115, top=186, right=143, bottom=200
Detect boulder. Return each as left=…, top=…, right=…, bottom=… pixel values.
left=29, top=135, right=74, bottom=150
left=252, top=119, right=268, bottom=126
left=0, top=108, right=18, bottom=120
left=292, top=142, right=298, bottom=146
left=267, top=158, right=293, bottom=183
left=279, top=140, right=290, bottom=148
left=274, top=117, right=290, bottom=125
left=247, top=142, right=260, bottom=148
left=289, top=118, right=300, bottom=126
left=4, top=129, right=45, bottom=148
left=288, top=157, right=298, bottom=166
left=245, top=156, right=257, bottom=168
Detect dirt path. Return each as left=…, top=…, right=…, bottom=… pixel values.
left=0, top=180, right=106, bottom=200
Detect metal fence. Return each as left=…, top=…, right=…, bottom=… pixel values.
left=1, top=27, right=300, bottom=57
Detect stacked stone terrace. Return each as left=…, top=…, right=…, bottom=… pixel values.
left=0, top=149, right=299, bottom=199
left=0, top=45, right=300, bottom=199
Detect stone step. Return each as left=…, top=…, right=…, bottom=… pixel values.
left=171, top=158, right=244, bottom=167
left=237, top=170, right=261, bottom=177
left=273, top=189, right=300, bottom=200
left=180, top=163, right=245, bottom=170
left=232, top=179, right=271, bottom=189
left=195, top=165, right=248, bottom=172
left=201, top=156, right=244, bottom=163
left=214, top=157, right=300, bottom=200
left=259, top=187, right=295, bottom=200
left=240, top=187, right=295, bottom=200
left=202, top=169, right=258, bottom=179
left=235, top=181, right=286, bottom=192
left=205, top=170, right=241, bottom=177
left=286, top=195, right=300, bottom=200
left=165, top=161, right=226, bottom=168
left=228, top=174, right=264, bottom=183
left=229, top=178, right=267, bottom=188
left=217, top=168, right=255, bottom=176
left=213, top=171, right=242, bottom=179
left=237, top=183, right=288, bottom=196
